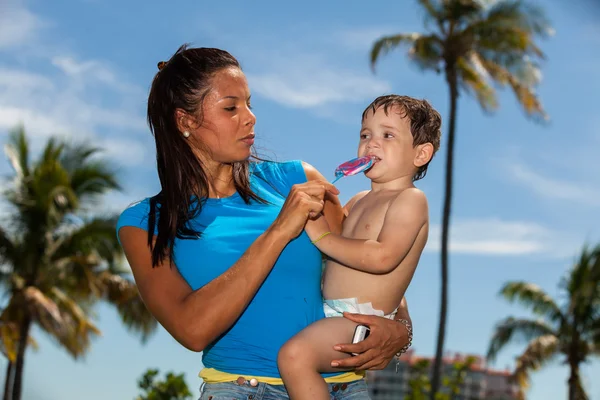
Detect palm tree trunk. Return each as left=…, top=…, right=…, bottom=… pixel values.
left=2, top=360, right=13, bottom=400
left=430, top=65, right=459, bottom=400
left=568, top=360, right=587, bottom=400
left=11, top=317, right=31, bottom=400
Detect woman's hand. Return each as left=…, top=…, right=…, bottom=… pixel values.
left=272, top=180, right=339, bottom=241
left=330, top=312, right=412, bottom=370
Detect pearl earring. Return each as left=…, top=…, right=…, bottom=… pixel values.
left=183, top=131, right=190, bottom=138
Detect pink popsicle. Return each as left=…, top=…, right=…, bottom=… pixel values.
left=332, top=156, right=374, bottom=183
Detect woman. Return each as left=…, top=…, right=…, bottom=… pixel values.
left=117, top=45, right=412, bottom=399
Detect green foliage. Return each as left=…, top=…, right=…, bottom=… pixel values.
left=136, top=369, right=192, bottom=400
left=404, top=357, right=476, bottom=400
left=488, top=245, right=600, bottom=399
left=0, top=126, right=158, bottom=400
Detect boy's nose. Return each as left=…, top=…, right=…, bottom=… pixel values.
left=366, top=141, right=381, bottom=150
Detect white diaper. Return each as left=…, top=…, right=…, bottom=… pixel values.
left=323, top=297, right=398, bottom=320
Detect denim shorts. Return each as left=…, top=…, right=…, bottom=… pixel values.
left=198, top=379, right=370, bottom=400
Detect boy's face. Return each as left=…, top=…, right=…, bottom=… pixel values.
left=358, top=105, right=430, bottom=183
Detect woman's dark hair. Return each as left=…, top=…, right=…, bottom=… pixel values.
left=147, top=44, right=265, bottom=267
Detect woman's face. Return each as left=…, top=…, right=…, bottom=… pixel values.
left=185, top=67, right=256, bottom=165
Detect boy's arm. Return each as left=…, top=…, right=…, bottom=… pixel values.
left=312, top=188, right=428, bottom=274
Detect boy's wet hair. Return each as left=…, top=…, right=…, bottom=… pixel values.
left=362, top=95, right=442, bottom=181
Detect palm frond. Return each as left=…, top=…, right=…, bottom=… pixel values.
left=487, top=316, right=557, bottom=362
left=500, top=282, right=565, bottom=323
left=512, top=334, right=559, bottom=391
left=441, top=0, right=483, bottom=29
left=416, top=0, right=446, bottom=33
left=99, top=272, right=157, bottom=343
left=0, top=226, right=16, bottom=268
left=46, top=216, right=122, bottom=300
left=477, top=57, right=547, bottom=120
left=48, top=287, right=101, bottom=358
left=40, top=137, right=66, bottom=167
left=59, top=142, right=103, bottom=173
left=7, top=154, right=75, bottom=224
left=50, top=216, right=120, bottom=263
left=4, top=125, right=30, bottom=179
left=22, top=287, right=67, bottom=337
left=457, top=53, right=498, bottom=111
left=483, top=0, right=552, bottom=37
left=70, top=163, right=121, bottom=202
left=409, top=34, right=445, bottom=72
left=565, top=245, right=600, bottom=331
left=0, top=319, right=38, bottom=362
left=465, top=0, right=550, bottom=57
left=0, top=320, right=20, bottom=361
left=51, top=254, right=105, bottom=300
left=7, top=286, right=96, bottom=358
left=475, top=27, right=544, bottom=72
left=565, top=245, right=600, bottom=300
left=370, top=33, right=421, bottom=71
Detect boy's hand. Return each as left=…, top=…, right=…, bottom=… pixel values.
left=305, top=215, right=331, bottom=242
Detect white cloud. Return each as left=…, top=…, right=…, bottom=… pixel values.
left=506, top=163, right=600, bottom=207
left=221, top=25, right=394, bottom=111
left=0, top=106, right=69, bottom=137
left=52, top=56, right=117, bottom=84
left=0, top=0, right=45, bottom=49
left=0, top=1, right=151, bottom=188
left=0, top=61, right=148, bottom=163
left=426, top=218, right=579, bottom=257
left=96, top=137, right=149, bottom=167
left=247, top=64, right=391, bottom=109
left=50, top=56, right=143, bottom=96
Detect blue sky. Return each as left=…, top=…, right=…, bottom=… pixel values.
left=1, top=0, right=599, bottom=399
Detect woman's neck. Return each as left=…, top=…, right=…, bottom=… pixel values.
left=204, top=160, right=236, bottom=199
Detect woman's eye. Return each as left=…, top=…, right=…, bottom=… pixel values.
left=384, top=133, right=394, bottom=138
left=224, top=106, right=236, bottom=112
left=360, top=134, right=369, bottom=139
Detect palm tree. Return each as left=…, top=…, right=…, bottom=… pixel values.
left=487, top=245, right=600, bottom=400
left=369, top=1, right=551, bottom=396
left=0, top=127, right=157, bottom=400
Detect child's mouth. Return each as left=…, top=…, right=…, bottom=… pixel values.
left=364, top=155, right=380, bottom=173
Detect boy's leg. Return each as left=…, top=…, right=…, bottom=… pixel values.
left=278, top=316, right=358, bottom=400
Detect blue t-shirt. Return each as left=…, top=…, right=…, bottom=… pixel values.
left=116, top=160, right=326, bottom=378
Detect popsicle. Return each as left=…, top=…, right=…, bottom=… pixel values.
left=331, top=155, right=375, bottom=183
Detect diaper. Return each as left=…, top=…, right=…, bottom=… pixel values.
left=323, top=297, right=398, bottom=320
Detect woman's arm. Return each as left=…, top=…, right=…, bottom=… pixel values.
left=330, top=297, right=413, bottom=370
left=119, top=180, right=339, bottom=352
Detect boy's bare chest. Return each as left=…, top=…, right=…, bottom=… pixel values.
left=342, top=195, right=393, bottom=239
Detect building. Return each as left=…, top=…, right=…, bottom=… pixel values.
left=365, top=349, right=520, bottom=400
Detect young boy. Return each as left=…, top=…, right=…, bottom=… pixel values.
left=277, top=95, right=442, bottom=399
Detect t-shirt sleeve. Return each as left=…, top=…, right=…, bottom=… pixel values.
left=115, top=198, right=156, bottom=244
left=253, top=160, right=307, bottom=197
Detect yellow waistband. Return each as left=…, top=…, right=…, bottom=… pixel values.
left=199, top=368, right=365, bottom=385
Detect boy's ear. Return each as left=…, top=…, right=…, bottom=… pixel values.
left=414, top=143, right=434, bottom=168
